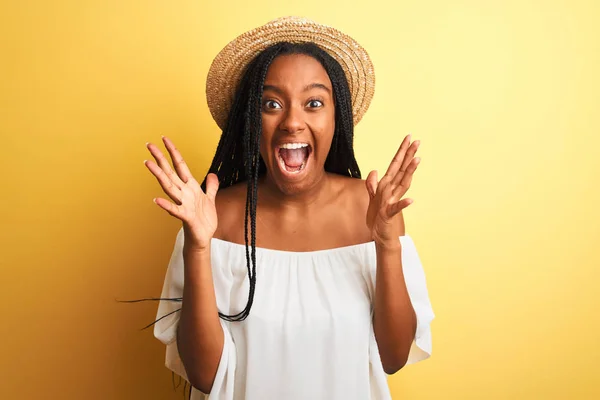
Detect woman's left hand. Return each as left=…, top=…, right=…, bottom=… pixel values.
left=366, top=134, right=421, bottom=246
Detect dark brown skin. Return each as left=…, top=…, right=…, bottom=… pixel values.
left=145, top=53, right=421, bottom=393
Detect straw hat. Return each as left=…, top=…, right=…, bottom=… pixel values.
left=206, top=16, right=375, bottom=130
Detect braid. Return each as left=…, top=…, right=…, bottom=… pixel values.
left=218, top=45, right=284, bottom=321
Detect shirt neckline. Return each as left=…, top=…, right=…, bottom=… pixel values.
left=210, top=236, right=407, bottom=256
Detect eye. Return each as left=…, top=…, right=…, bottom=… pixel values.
left=307, top=99, right=324, bottom=108
left=263, top=100, right=282, bottom=110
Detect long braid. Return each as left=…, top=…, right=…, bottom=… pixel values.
left=219, top=45, right=284, bottom=321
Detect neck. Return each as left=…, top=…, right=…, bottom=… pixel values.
left=258, top=170, right=332, bottom=212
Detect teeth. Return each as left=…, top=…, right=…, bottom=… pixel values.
left=280, top=143, right=309, bottom=150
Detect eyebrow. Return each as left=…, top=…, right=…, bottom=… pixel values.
left=303, top=83, right=331, bottom=93
left=263, top=83, right=332, bottom=94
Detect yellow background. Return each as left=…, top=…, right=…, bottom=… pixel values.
left=1, top=1, right=599, bottom=399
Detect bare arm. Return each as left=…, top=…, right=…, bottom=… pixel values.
left=365, top=135, right=421, bottom=374
left=373, top=238, right=417, bottom=375
left=177, top=241, right=224, bottom=394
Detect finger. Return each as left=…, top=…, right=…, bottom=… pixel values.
left=146, top=142, right=185, bottom=190
left=388, top=198, right=413, bottom=217
left=144, top=159, right=183, bottom=204
left=392, top=140, right=420, bottom=187
left=365, top=170, right=378, bottom=197
left=162, top=136, right=193, bottom=184
left=205, top=173, right=220, bottom=202
left=384, top=134, right=411, bottom=178
left=153, top=197, right=183, bottom=220
left=392, top=157, right=420, bottom=199
left=402, top=140, right=420, bottom=171
left=382, top=177, right=395, bottom=206
left=400, top=157, right=420, bottom=188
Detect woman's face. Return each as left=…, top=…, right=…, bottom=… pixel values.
left=259, top=53, right=335, bottom=195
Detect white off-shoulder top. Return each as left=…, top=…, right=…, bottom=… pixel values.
left=154, top=227, right=434, bottom=399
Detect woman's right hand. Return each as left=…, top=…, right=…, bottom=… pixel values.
left=144, top=136, right=219, bottom=251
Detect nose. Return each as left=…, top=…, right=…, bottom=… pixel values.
left=278, top=105, right=305, bottom=134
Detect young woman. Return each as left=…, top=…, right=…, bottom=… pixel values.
left=146, top=16, right=434, bottom=400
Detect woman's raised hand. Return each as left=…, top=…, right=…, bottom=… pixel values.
left=365, top=134, right=420, bottom=246
left=144, top=136, right=219, bottom=251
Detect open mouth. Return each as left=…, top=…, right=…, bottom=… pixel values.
left=277, top=143, right=312, bottom=174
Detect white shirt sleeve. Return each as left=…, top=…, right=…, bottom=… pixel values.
left=365, top=235, right=435, bottom=368
left=153, top=228, right=237, bottom=399
left=398, top=235, right=435, bottom=365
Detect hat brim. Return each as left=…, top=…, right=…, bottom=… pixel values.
left=206, top=16, right=375, bottom=131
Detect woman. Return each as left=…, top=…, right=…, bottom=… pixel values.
left=146, top=16, right=434, bottom=400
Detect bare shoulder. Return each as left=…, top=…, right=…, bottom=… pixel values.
left=330, top=173, right=370, bottom=210
left=329, top=174, right=372, bottom=242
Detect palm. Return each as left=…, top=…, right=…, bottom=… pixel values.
left=144, top=136, right=220, bottom=250
left=365, top=135, right=420, bottom=244
left=178, top=177, right=218, bottom=245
